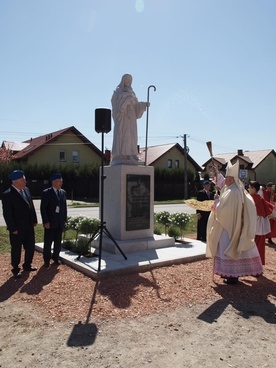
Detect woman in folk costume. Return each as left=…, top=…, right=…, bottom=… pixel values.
left=248, top=181, right=274, bottom=265
left=206, top=161, right=263, bottom=284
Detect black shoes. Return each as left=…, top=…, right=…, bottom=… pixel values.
left=13, top=271, right=21, bottom=279
left=12, top=267, right=21, bottom=278
left=223, top=277, right=239, bottom=285
left=23, top=266, right=37, bottom=272
left=44, top=260, right=62, bottom=268
left=268, top=238, right=275, bottom=245
left=12, top=265, right=37, bottom=277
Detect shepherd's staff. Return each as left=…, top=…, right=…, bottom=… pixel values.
left=145, top=85, right=156, bottom=166
left=206, top=141, right=219, bottom=194
left=206, top=140, right=218, bottom=282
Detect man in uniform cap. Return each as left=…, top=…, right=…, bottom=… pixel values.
left=40, top=173, right=67, bottom=268
left=206, top=161, right=263, bottom=284
left=1, top=170, right=38, bottom=278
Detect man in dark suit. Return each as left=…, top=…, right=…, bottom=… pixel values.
left=40, top=173, right=67, bottom=268
left=196, top=180, right=215, bottom=242
left=2, top=170, right=38, bottom=278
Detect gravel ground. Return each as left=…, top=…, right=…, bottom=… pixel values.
left=0, top=237, right=275, bottom=368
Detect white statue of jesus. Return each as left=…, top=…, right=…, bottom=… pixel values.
left=111, top=74, right=149, bottom=165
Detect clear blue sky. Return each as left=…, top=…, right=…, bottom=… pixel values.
left=1, top=0, right=275, bottom=166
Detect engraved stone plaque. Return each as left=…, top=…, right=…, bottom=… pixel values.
left=126, top=174, right=150, bottom=231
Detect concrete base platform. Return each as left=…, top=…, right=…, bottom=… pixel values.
left=35, top=238, right=207, bottom=280
left=90, top=234, right=175, bottom=254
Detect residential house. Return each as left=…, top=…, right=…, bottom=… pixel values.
left=10, top=126, right=103, bottom=166
left=137, top=143, right=202, bottom=199
left=1, top=126, right=103, bottom=199
left=138, top=143, right=202, bottom=174
left=201, top=149, right=276, bottom=185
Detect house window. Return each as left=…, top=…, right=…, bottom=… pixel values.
left=168, top=159, right=172, bottom=168
left=59, top=150, right=66, bottom=162
left=175, top=160, right=179, bottom=168
left=72, top=151, right=79, bottom=163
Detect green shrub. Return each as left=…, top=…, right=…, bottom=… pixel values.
left=154, top=211, right=171, bottom=235
left=62, top=237, right=91, bottom=255
left=168, top=225, right=181, bottom=240
left=63, top=215, right=100, bottom=255
left=62, top=240, right=74, bottom=251
left=79, top=217, right=100, bottom=235
left=169, top=212, right=191, bottom=229
left=71, top=237, right=91, bottom=255
left=169, top=212, right=191, bottom=238
left=64, top=215, right=100, bottom=240
left=154, top=224, right=162, bottom=235
left=154, top=211, right=192, bottom=238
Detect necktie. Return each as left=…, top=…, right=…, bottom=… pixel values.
left=20, top=190, right=29, bottom=204
left=57, top=190, right=60, bottom=199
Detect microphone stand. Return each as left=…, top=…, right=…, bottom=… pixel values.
left=77, top=130, right=127, bottom=271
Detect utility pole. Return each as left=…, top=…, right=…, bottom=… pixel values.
left=178, top=134, right=189, bottom=199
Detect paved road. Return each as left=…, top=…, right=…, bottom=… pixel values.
left=0, top=200, right=196, bottom=226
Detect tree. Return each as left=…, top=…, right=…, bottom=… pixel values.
left=0, top=147, right=12, bottom=163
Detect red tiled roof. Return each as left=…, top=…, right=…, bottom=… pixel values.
left=12, top=126, right=102, bottom=160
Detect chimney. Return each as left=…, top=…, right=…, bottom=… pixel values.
left=104, top=149, right=111, bottom=163
left=237, top=149, right=243, bottom=156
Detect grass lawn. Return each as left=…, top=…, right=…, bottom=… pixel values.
left=0, top=225, right=45, bottom=254
left=0, top=214, right=197, bottom=255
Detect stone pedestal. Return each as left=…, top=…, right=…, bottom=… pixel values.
left=103, top=165, right=154, bottom=240
left=92, top=164, right=175, bottom=254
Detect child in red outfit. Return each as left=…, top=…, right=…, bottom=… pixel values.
left=248, top=181, right=274, bottom=264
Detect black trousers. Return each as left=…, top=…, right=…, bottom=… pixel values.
left=196, top=212, right=210, bottom=241
left=9, top=225, right=35, bottom=273
left=43, top=227, right=63, bottom=264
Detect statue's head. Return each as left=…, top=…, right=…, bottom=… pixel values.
left=119, top=74, right=132, bottom=88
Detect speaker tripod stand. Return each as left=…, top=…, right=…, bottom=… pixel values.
left=77, top=108, right=127, bottom=271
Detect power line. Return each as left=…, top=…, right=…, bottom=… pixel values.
left=188, top=135, right=238, bottom=153
left=0, top=128, right=244, bottom=154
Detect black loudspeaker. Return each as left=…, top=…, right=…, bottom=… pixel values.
left=95, top=108, right=111, bottom=133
